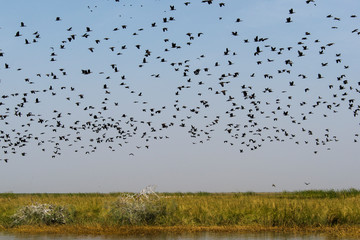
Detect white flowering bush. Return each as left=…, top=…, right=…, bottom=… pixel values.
left=108, top=185, right=167, bottom=225
left=11, top=203, right=71, bottom=226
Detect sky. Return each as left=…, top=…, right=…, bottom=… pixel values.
left=0, top=0, right=360, bottom=193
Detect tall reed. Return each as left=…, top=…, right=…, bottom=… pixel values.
left=1, top=189, right=360, bottom=229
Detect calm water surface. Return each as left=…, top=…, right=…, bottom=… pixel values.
left=0, top=232, right=351, bottom=240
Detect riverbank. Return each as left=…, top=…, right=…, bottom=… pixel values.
left=5, top=225, right=360, bottom=238
left=1, top=190, right=360, bottom=237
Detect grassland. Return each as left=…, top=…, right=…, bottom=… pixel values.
left=1, top=189, right=360, bottom=237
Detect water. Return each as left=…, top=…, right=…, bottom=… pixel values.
left=0, top=232, right=350, bottom=240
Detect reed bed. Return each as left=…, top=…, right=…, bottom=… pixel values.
left=1, top=190, right=360, bottom=236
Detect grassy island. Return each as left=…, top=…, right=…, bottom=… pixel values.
left=1, top=190, right=360, bottom=237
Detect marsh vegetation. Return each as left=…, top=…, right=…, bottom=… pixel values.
left=1, top=189, right=360, bottom=236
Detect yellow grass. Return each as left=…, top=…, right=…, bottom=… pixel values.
left=6, top=225, right=360, bottom=238
left=1, top=191, right=360, bottom=237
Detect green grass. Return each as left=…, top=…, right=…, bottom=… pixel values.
left=1, top=189, right=360, bottom=230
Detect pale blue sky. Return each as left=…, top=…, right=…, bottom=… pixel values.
left=0, top=0, right=360, bottom=193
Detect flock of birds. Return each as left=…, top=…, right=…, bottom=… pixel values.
left=0, top=0, right=360, bottom=166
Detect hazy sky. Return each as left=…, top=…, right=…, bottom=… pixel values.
left=0, top=0, right=360, bottom=193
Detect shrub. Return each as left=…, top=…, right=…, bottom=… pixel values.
left=11, top=203, right=71, bottom=226
left=108, top=185, right=167, bottom=225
